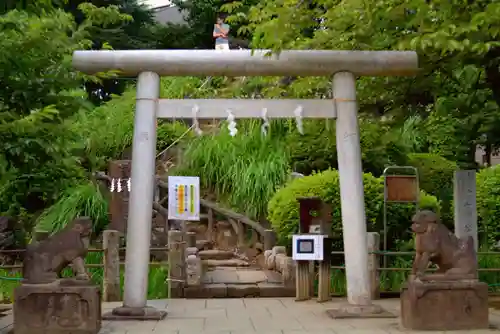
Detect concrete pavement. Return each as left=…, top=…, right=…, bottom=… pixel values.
left=1, top=298, right=499, bottom=333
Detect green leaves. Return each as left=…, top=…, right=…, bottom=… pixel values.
left=0, top=2, right=134, bottom=226
left=0, top=8, right=95, bottom=117
left=220, top=1, right=245, bottom=15
left=267, top=168, right=439, bottom=247
left=78, top=3, right=132, bottom=27
left=404, top=1, right=500, bottom=56
left=239, top=0, right=500, bottom=167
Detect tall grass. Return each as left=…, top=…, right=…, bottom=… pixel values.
left=35, top=182, right=108, bottom=233
left=379, top=256, right=412, bottom=292
left=0, top=270, right=21, bottom=304
left=0, top=252, right=169, bottom=303
left=70, top=85, right=196, bottom=170
left=175, top=120, right=291, bottom=219
left=478, top=252, right=500, bottom=292
left=70, top=89, right=136, bottom=166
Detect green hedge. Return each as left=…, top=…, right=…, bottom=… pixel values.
left=268, top=169, right=440, bottom=248
left=286, top=120, right=409, bottom=177
left=477, top=165, right=500, bottom=247
left=286, top=121, right=337, bottom=176
left=407, top=153, right=457, bottom=224
left=407, top=153, right=457, bottom=197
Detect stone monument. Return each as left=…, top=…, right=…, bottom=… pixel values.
left=13, top=217, right=101, bottom=334
left=401, top=210, right=489, bottom=330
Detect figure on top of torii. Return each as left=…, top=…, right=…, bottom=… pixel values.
left=213, top=14, right=230, bottom=51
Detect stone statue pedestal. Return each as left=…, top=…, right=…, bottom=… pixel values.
left=401, top=279, right=489, bottom=330
left=13, top=282, right=101, bottom=334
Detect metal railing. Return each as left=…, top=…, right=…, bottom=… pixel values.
left=0, top=249, right=497, bottom=272
left=328, top=250, right=500, bottom=272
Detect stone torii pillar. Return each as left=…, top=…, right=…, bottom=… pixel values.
left=72, top=49, right=418, bottom=319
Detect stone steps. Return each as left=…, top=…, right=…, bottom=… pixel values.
left=184, top=266, right=292, bottom=298
left=184, top=282, right=294, bottom=298
left=196, top=240, right=212, bottom=250
left=184, top=239, right=293, bottom=298
left=199, top=249, right=251, bottom=268
left=203, top=259, right=250, bottom=267
left=198, top=250, right=234, bottom=260
left=0, top=305, right=11, bottom=318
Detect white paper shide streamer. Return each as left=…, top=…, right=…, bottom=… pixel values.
left=192, top=105, right=203, bottom=136
left=109, top=177, right=131, bottom=192
left=294, top=105, right=304, bottom=135
left=261, top=107, right=270, bottom=136
left=227, top=109, right=238, bottom=137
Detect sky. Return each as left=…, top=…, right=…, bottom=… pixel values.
left=141, top=0, right=172, bottom=8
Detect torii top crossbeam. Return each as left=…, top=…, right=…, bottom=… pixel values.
left=72, top=49, right=418, bottom=77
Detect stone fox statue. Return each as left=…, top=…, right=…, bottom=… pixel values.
left=22, top=217, right=93, bottom=284
left=411, top=210, right=478, bottom=281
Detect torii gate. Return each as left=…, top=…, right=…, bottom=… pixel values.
left=72, top=49, right=418, bottom=319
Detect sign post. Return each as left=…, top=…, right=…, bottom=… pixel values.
left=382, top=166, right=419, bottom=268
left=293, top=197, right=332, bottom=302
left=167, top=176, right=200, bottom=221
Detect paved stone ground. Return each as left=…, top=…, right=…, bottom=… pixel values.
left=100, top=298, right=500, bottom=334
left=2, top=298, right=499, bottom=334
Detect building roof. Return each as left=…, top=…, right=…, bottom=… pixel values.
left=152, top=5, right=188, bottom=25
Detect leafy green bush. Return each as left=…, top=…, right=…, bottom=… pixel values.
left=358, top=119, right=409, bottom=176
left=0, top=107, right=86, bottom=226
left=286, top=118, right=409, bottom=177
left=407, top=153, right=457, bottom=224
left=476, top=165, right=500, bottom=247
left=268, top=169, right=439, bottom=248
left=286, top=121, right=337, bottom=175
left=407, top=153, right=457, bottom=197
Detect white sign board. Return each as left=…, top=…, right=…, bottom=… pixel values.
left=167, top=176, right=200, bottom=221
left=292, top=234, right=325, bottom=261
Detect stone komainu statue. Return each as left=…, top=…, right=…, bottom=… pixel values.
left=22, top=217, right=93, bottom=284
left=411, top=210, right=478, bottom=281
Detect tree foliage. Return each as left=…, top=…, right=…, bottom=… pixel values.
left=171, top=0, right=257, bottom=49
left=0, top=0, right=203, bottom=233
left=2, top=0, right=500, bottom=248
left=221, top=0, right=500, bottom=167
left=0, top=3, right=127, bottom=226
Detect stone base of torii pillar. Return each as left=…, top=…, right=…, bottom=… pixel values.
left=102, top=306, right=167, bottom=321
